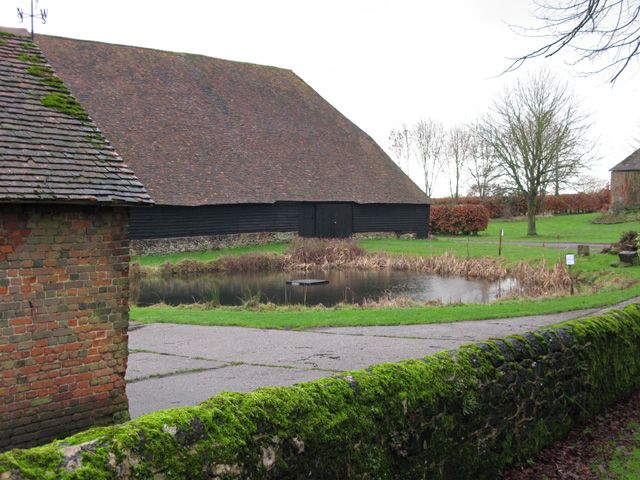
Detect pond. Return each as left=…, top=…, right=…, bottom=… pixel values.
left=132, top=270, right=518, bottom=307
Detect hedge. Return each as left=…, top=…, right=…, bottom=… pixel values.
left=429, top=204, right=490, bottom=235
left=434, top=189, right=610, bottom=218
left=1, top=305, right=640, bottom=479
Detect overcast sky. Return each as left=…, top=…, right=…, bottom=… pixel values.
left=3, top=0, right=639, bottom=197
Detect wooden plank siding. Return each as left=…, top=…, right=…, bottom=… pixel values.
left=129, top=202, right=429, bottom=239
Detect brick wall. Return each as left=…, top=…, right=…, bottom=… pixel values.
left=0, top=204, right=131, bottom=451
left=611, top=170, right=640, bottom=211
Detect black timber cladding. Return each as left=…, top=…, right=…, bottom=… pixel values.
left=129, top=202, right=429, bottom=239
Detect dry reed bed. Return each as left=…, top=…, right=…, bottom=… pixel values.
left=134, top=239, right=575, bottom=297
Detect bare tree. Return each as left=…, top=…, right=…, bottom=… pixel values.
left=466, top=125, right=502, bottom=198
left=412, top=118, right=445, bottom=197
left=388, top=124, right=412, bottom=173
left=508, top=0, right=640, bottom=82
left=480, top=71, right=593, bottom=235
left=446, top=125, right=473, bottom=199
left=575, top=174, right=609, bottom=192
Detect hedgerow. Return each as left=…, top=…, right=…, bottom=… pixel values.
left=429, top=204, right=490, bottom=235
left=433, top=189, right=610, bottom=218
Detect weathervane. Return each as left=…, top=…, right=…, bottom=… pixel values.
left=17, top=0, right=48, bottom=40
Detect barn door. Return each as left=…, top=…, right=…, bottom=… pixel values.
left=315, top=203, right=353, bottom=238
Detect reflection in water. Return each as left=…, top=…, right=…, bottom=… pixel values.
left=132, top=270, right=518, bottom=307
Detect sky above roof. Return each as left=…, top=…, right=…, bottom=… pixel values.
left=3, top=0, right=639, bottom=197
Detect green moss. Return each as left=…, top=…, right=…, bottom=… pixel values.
left=0, top=31, right=16, bottom=38
left=22, top=53, right=91, bottom=122
left=40, top=92, right=89, bottom=121
left=16, top=53, right=40, bottom=63
left=85, top=133, right=106, bottom=149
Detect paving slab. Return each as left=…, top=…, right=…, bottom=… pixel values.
left=125, top=351, right=227, bottom=382
left=128, top=323, right=461, bottom=371
left=127, top=365, right=329, bottom=418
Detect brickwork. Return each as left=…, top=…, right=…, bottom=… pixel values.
left=611, top=170, right=640, bottom=211
left=0, top=204, right=131, bottom=451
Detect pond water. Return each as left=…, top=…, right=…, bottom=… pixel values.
left=132, top=270, right=518, bottom=307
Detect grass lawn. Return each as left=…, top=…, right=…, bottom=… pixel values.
left=130, top=213, right=640, bottom=329
left=605, top=424, right=640, bottom=479
left=134, top=243, right=287, bottom=267
left=467, top=212, right=640, bottom=244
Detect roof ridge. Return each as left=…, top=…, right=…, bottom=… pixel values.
left=34, top=32, right=295, bottom=73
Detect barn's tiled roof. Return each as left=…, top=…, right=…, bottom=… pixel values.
left=35, top=35, right=427, bottom=206
left=611, top=148, right=640, bottom=172
left=0, top=28, right=152, bottom=205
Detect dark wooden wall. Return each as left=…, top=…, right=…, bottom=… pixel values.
left=129, top=202, right=429, bottom=239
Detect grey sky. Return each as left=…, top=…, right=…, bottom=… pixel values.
left=3, top=0, right=639, bottom=197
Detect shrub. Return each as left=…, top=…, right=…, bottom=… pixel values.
left=429, top=204, right=490, bottom=235
left=433, top=189, right=611, bottom=218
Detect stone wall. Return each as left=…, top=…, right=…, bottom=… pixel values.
left=611, top=170, right=640, bottom=211
left=352, top=231, right=417, bottom=240
left=131, top=231, right=296, bottom=256
left=0, top=204, right=131, bottom=451
left=2, top=306, right=640, bottom=478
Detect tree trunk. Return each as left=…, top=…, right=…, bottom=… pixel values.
left=526, top=196, right=537, bottom=236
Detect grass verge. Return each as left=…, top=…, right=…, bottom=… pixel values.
left=460, top=212, right=640, bottom=244
left=130, top=283, right=640, bottom=329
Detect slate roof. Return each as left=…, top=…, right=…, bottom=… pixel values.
left=611, top=148, right=640, bottom=172
left=35, top=35, right=427, bottom=206
left=0, top=28, right=152, bottom=205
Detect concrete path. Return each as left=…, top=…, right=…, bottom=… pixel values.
left=126, top=299, right=638, bottom=418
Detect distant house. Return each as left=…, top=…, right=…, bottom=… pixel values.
left=610, top=148, right=640, bottom=211
left=0, top=27, right=152, bottom=450
left=34, top=35, right=429, bottom=254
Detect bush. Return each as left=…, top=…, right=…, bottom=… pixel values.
left=429, top=204, right=490, bottom=235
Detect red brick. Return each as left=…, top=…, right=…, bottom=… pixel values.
left=0, top=205, right=131, bottom=451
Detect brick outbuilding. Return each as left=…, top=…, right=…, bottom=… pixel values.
left=610, top=148, right=640, bottom=212
left=0, top=28, right=152, bottom=450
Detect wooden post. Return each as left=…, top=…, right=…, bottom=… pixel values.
left=498, top=228, right=504, bottom=256
left=569, top=264, right=574, bottom=295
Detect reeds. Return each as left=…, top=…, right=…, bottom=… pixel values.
left=286, top=237, right=366, bottom=267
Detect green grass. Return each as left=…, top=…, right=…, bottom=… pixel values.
left=134, top=242, right=287, bottom=267
left=603, top=424, right=640, bottom=479
left=469, top=212, right=640, bottom=244
left=361, top=237, right=571, bottom=262
left=130, top=282, right=640, bottom=329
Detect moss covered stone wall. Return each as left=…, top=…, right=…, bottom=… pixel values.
left=1, top=305, right=640, bottom=479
